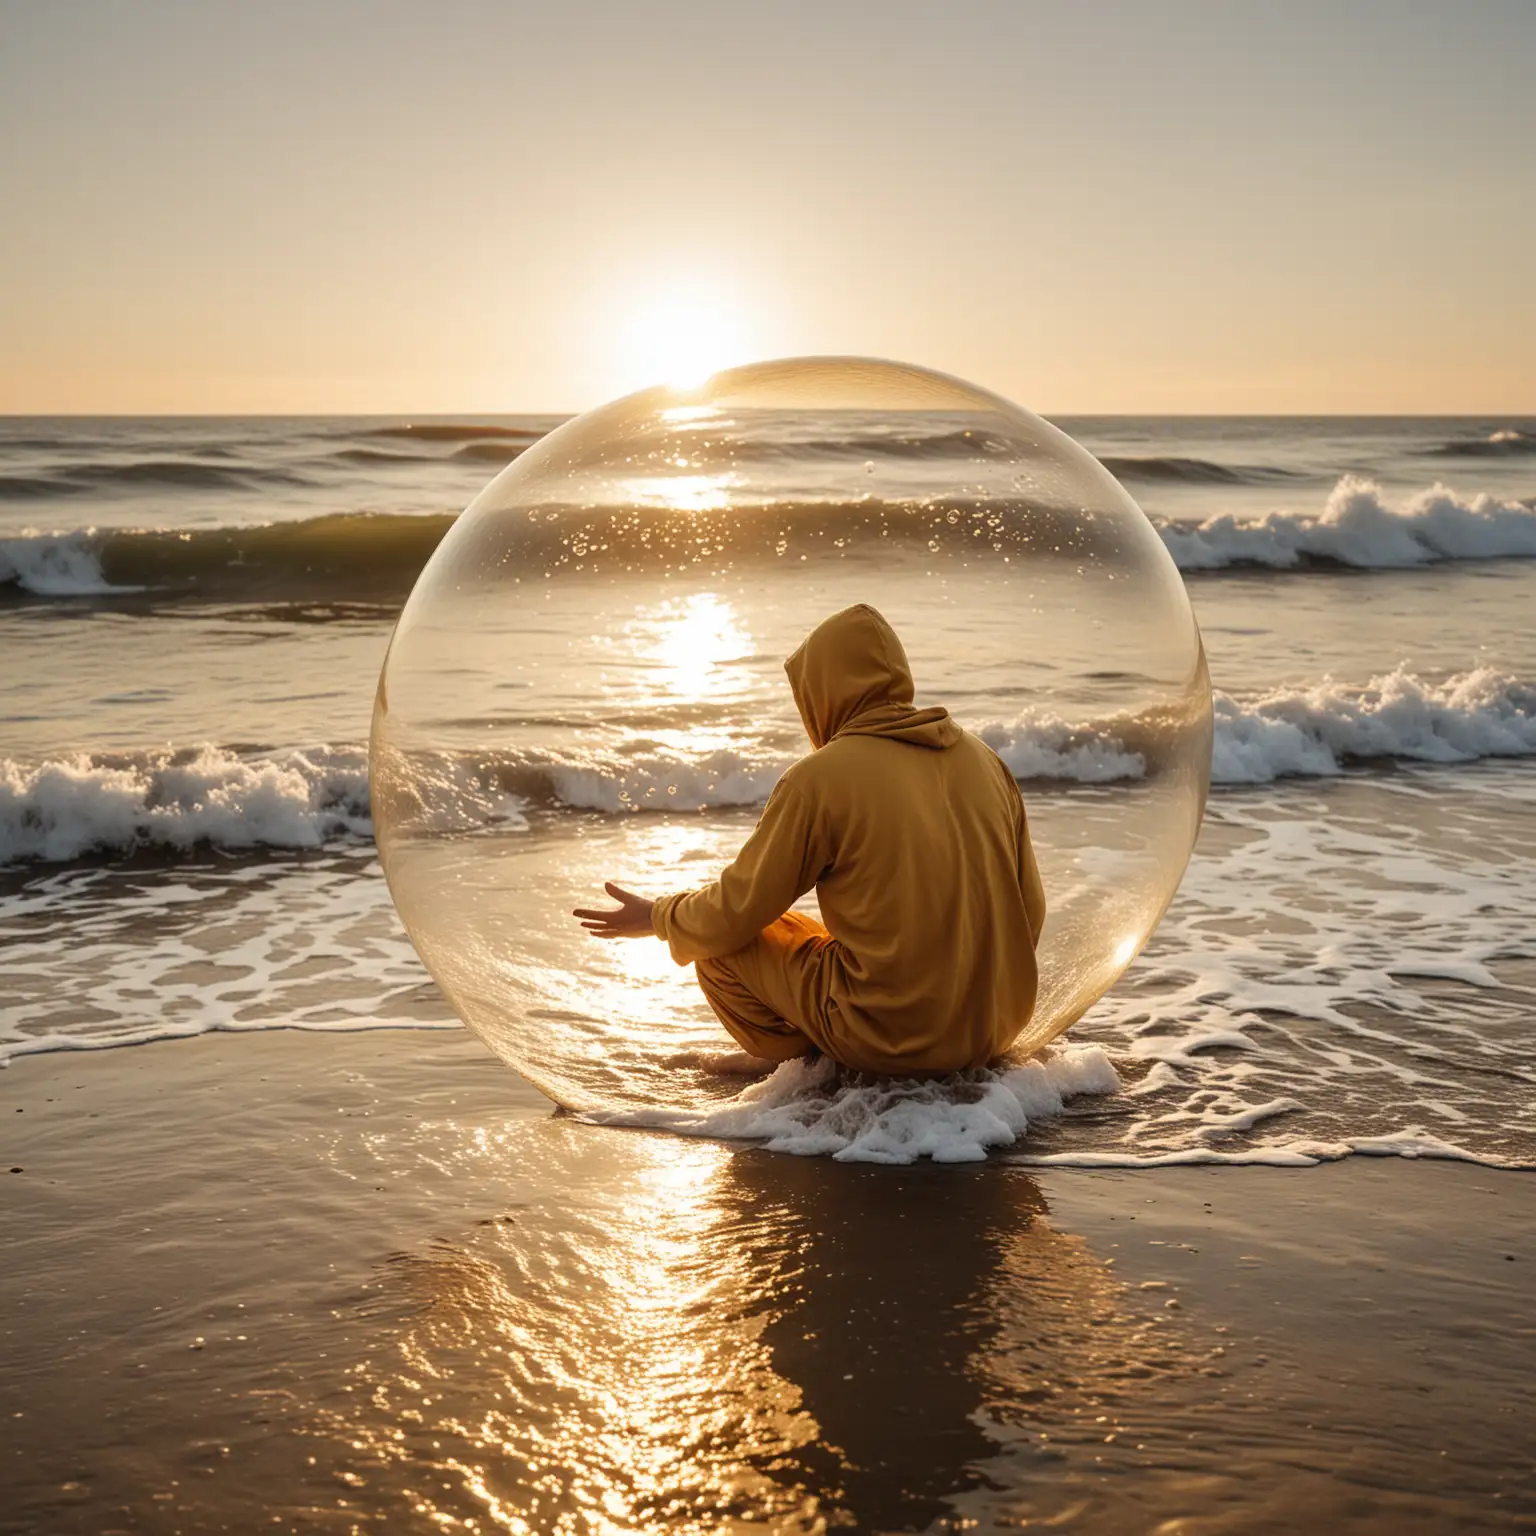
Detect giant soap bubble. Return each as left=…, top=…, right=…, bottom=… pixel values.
left=371, top=358, right=1212, bottom=1114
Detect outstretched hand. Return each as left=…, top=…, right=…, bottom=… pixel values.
left=573, top=882, right=656, bottom=940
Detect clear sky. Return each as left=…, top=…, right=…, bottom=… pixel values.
left=1, top=0, right=1531, bottom=414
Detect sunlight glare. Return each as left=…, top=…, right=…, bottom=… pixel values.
left=614, top=280, right=758, bottom=393
left=646, top=592, right=753, bottom=704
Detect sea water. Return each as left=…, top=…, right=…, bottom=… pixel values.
left=2, top=412, right=1533, bottom=1165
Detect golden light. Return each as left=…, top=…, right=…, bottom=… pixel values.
left=644, top=592, right=754, bottom=703
left=612, top=279, right=759, bottom=393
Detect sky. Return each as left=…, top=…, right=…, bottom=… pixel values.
left=1, top=0, right=1532, bottom=415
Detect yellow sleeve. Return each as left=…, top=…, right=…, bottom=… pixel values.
left=652, top=779, right=828, bottom=965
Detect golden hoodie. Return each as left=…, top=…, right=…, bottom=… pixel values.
left=652, top=604, right=1047, bottom=1073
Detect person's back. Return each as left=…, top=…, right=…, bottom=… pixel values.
left=573, top=603, right=1047, bottom=1075
left=785, top=724, right=1044, bottom=1072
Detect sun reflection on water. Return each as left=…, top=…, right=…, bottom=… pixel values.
left=641, top=592, right=754, bottom=705
left=622, top=472, right=735, bottom=513
left=303, top=1125, right=1221, bottom=1533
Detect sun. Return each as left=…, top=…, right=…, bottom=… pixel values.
left=612, top=279, right=758, bottom=393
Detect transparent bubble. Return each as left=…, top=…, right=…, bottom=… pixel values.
left=371, top=358, right=1212, bottom=1113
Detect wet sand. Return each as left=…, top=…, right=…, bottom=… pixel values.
left=1, top=1029, right=1531, bottom=1534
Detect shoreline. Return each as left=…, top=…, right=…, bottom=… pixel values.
left=3, top=1027, right=1531, bottom=1533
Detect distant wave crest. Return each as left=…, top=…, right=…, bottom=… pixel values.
left=1102, top=454, right=1303, bottom=486
left=1427, top=429, right=1534, bottom=458
left=0, top=459, right=314, bottom=501
left=364, top=423, right=549, bottom=444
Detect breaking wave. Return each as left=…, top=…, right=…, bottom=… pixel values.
left=0, top=513, right=454, bottom=602
left=5, top=478, right=1535, bottom=608
left=1160, top=477, right=1536, bottom=569
left=0, top=746, right=373, bottom=866
left=1209, top=667, right=1536, bottom=783
left=5, top=669, right=1532, bottom=867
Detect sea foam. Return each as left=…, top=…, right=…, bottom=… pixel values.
left=4, top=668, right=1533, bottom=865
left=0, top=530, right=139, bottom=597
left=1157, top=476, right=1536, bottom=570
left=590, top=1044, right=1123, bottom=1164
left=1210, top=666, right=1536, bottom=783
left=0, top=746, right=373, bottom=864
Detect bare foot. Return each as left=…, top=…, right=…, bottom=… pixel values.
left=702, top=1050, right=779, bottom=1077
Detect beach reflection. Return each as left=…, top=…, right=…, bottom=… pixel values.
left=309, top=1126, right=1205, bottom=1531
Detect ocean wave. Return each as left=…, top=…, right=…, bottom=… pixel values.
left=648, top=430, right=1297, bottom=484
left=0, top=746, right=373, bottom=866
left=332, top=447, right=442, bottom=466
left=1102, top=455, right=1303, bottom=486
left=9, top=668, right=1532, bottom=868
left=333, top=441, right=529, bottom=466
left=1158, top=477, right=1536, bottom=570
left=0, top=459, right=314, bottom=501
left=980, top=668, right=1536, bottom=785
left=453, top=440, right=531, bottom=464
left=0, top=474, right=73, bottom=500
left=6, top=477, right=1534, bottom=606
left=365, top=423, right=550, bottom=444
left=1427, top=428, right=1535, bottom=458
left=1210, top=667, right=1536, bottom=783
left=724, top=426, right=1023, bottom=463
left=0, top=532, right=140, bottom=597
left=0, top=513, right=454, bottom=603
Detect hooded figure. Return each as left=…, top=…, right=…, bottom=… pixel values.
left=649, top=604, right=1047, bottom=1075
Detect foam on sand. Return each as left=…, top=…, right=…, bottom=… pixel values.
left=591, top=1045, right=1123, bottom=1164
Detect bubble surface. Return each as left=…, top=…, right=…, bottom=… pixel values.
left=371, top=358, right=1212, bottom=1113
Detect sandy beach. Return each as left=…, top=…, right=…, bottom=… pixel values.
left=6, top=5, right=1535, bottom=1530
left=3, top=1029, right=1530, bottom=1534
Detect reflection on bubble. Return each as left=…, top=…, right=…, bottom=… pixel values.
left=371, top=357, right=1212, bottom=1114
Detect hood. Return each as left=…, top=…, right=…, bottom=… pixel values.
left=784, top=604, right=961, bottom=751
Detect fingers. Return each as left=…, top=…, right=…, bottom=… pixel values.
left=575, top=913, right=638, bottom=937
left=574, top=884, right=648, bottom=940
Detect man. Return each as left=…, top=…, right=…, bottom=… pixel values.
left=573, top=603, right=1047, bottom=1075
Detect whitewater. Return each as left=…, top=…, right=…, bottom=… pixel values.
left=2, top=410, right=1534, bottom=1170
left=3, top=666, right=1535, bottom=866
